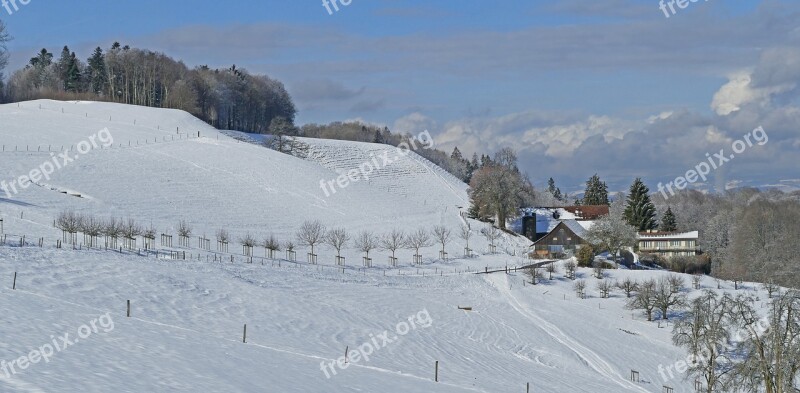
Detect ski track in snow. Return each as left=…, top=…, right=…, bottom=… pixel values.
left=489, top=274, right=650, bottom=393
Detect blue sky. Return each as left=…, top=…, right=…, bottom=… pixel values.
left=2, top=0, right=798, bottom=194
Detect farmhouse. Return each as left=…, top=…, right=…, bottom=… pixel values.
left=530, top=219, right=593, bottom=258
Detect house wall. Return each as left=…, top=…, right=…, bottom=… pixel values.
left=638, top=238, right=699, bottom=257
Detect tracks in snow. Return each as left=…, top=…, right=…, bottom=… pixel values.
left=488, top=274, right=650, bottom=393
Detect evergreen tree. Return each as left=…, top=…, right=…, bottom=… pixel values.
left=56, top=46, right=71, bottom=82
left=547, top=177, right=564, bottom=202
left=470, top=153, right=479, bottom=170
left=373, top=129, right=384, bottom=144
left=64, top=52, right=81, bottom=92
left=87, top=47, right=107, bottom=95
left=661, top=207, right=677, bottom=232
left=29, top=48, right=53, bottom=68
left=450, top=146, right=463, bottom=161
left=623, top=178, right=657, bottom=231
left=582, top=174, right=609, bottom=205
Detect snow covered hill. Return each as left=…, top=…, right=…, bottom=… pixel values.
left=0, top=100, right=773, bottom=393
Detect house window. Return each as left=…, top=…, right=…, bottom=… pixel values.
left=671, top=240, right=681, bottom=247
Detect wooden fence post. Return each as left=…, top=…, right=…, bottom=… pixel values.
left=243, top=324, right=247, bottom=343
left=435, top=360, right=439, bottom=382
left=12, top=272, right=16, bottom=290
left=127, top=300, right=131, bottom=317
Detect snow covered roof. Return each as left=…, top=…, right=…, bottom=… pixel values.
left=561, top=219, right=591, bottom=239
left=521, top=206, right=606, bottom=234
left=637, top=230, right=699, bottom=240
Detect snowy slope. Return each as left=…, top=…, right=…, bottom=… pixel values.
left=0, top=246, right=773, bottom=393
left=0, top=100, right=766, bottom=393
left=0, top=100, right=521, bottom=263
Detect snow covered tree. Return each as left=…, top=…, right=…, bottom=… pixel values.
left=582, top=174, right=609, bottom=205
left=585, top=213, right=638, bottom=267
left=0, top=20, right=10, bottom=78
left=564, top=260, right=577, bottom=280
left=623, top=178, right=657, bottom=231
left=661, top=206, right=678, bottom=232
left=547, top=177, right=564, bottom=202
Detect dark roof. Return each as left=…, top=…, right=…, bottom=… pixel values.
left=560, top=205, right=609, bottom=220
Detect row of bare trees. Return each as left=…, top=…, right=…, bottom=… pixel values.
left=52, top=213, right=505, bottom=265
left=56, top=211, right=155, bottom=249
left=294, top=220, right=496, bottom=265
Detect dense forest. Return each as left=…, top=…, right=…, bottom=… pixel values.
left=0, top=41, right=296, bottom=133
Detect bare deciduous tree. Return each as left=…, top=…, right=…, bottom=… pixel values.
left=380, top=229, right=406, bottom=265
left=672, top=290, right=736, bottom=393
left=574, top=280, right=587, bottom=299
left=354, top=230, right=378, bottom=259
left=668, top=275, right=687, bottom=294
left=325, top=228, right=350, bottom=259
left=528, top=266, right=544, bottom=285
left=627, top=279, right=658, bottom=321
left=177, top=220, right=192, bottom=238
left=728, top=291, right=800, bottom=393
left=297, top=220, right=325, bottom=255
left=616, top=277, right=639, bottom=298
left=545, top=263, right=557, bottom=280
left=597, top=280, right=613, bottom=298
left=480, top=225, right=502, bottom=252
left=406, top=228, right=433, bottom=264
left=432, top=225, right=452, bottom=259
left=458, top=224, right=472, bottom=256
left=262, top=234, right=281, bottom=258
left=216, top=228, right=230, bottom=243
left=654, top=277, right=687, bottom=320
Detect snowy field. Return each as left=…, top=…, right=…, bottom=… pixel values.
left=0, top=100, right=773, bottom=392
